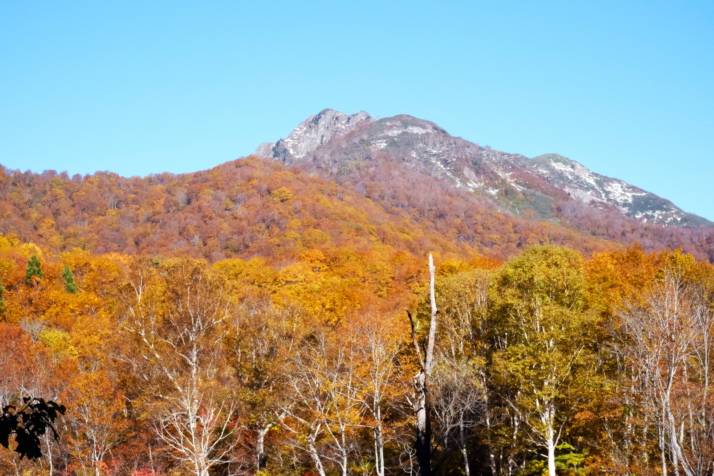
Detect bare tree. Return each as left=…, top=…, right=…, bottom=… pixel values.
left=619, top=269, right=713, bottom=476
left=432, top=358, right=483, bottom=476
left=407, top=253, right=438, bottom=476
left=352, top=315, right=405, bottom=476
left=281, top=331, right=363, bottom=476
left=127, top=263, right=236, bottom=476
left=431, top=269, right=490, bottom=475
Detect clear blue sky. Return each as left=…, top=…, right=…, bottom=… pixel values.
left=2, top=1, right=713, bottom=220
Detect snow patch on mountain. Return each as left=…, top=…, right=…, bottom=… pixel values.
left=601, top=181, right=648, bottom=212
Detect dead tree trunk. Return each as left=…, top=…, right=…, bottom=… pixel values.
left=408, top=253, right=438, bottom=476
left=256, top=424, right=269, bottom=471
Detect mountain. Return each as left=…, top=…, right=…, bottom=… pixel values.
left=0, top=157, right=615, bottom=262
left=256, top=109, right=710, bottom=228
left=0, top=110, right=712, bottom=263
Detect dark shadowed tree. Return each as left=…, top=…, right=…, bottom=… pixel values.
left=0, top=397, right=65, bottom=460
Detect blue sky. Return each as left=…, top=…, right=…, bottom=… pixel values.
left=2, top=1, right=713, bottom=219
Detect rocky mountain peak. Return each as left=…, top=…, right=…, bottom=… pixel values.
left=257, top=109, right=371, bottom=162
left=255, top=110, right=710, bottom=228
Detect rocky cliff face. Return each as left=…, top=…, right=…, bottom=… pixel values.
left=256, top=109, right=372, bottom=162
left=257, top=109, right=710, bottom=227
left=527, top=154, right=698, bottom=225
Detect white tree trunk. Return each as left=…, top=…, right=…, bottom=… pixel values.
left=45, top=433, right=53, bottom=476
left=374, top=420, right=385, bottom=476
left=459, top=416, right=470, bottom=476
left=308, top=433, right=327, bottom=476
left=659, top=421, right=668, bottom=476
left=544, top=404, right=557, bottom=476
left=484, top=393, right=497, bottom=476
left=256, top=424, right=269, bottom=472
left=408, top=253, right=439, bottom=476
left=546, top=435, right=556, bottom=476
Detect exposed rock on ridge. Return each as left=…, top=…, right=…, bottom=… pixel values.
left=257, top=110, right=710, bottom=227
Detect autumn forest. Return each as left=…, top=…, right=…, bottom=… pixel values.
left=1, top=153, right=713, bottom=476
left=5, top=0, right=714, bottom=473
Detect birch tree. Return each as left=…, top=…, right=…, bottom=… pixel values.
left=431, top=269, right=491, bottom=475
left=490, top=246, right=599, bottom=476
left=351, top=314, right=406, bottom=476
left=127, top=261, right=236, bottom=476
left=281, top=331, right=363, bottom=476
left=228, top=299, right=303, bottom=473
left=407, top=253, right=439, bottom=476
left=619, top=263, right=713, bottom=476
left=431, top=358, right=482, bottom=475
left=64, top=372, right=126, bottom=476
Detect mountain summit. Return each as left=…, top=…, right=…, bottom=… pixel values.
left=257, top=110, right=710, bottom=228
left=1, top=110, right=711, bottom=263
left=256, top=109, right=372, bottom=161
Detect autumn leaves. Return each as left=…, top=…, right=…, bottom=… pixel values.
left=0, top=234, right=713, bottom=474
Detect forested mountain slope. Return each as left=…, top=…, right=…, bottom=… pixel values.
left=1, top=111, right=712, bottom=262
left=258, top=109, right=714, bottom=260
left=2, top=115, right=714, bottom=475
left=0, top=157, right=614, bottom=261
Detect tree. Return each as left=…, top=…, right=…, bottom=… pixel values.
left=407, top=253, right=439, bottom=476
left=618, top=261, right=713, bottom=476
left=430, top=268, right=491, bottom=475
left=352, top=315, right=406, bottom=476
left=64, top=372, right=127, bottom=476
left=25, top=256, right=43, bottom=286
left=127, top=261, right=236, bottom=476
left=62, top=265, right=77, bottom=293
left=226, top=297, right=304, bottom=473
left=489, top=246, right=599, bottom=476
left=431, top=358, right=482, bottom=475
left=281, top=330, right=364, bottom=476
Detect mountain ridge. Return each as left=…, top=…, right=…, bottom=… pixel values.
left=256, top=109, right=710, bottom=227
left=1, top=109, right=712, bottom=262
left=0, top=156, right=621, bottom=262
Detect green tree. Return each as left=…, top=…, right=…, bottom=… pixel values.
left=25, top=255, right=43, bottom=286
left=489, top=246, right=599, bottom=476
left=62, top=265, right=77, bottom=293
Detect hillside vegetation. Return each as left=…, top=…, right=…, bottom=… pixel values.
left=1, top=232, right=713, bottom=474
left=0, top=157, right=614, bottom=262
left=1, top=149, right=713, bottom=475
